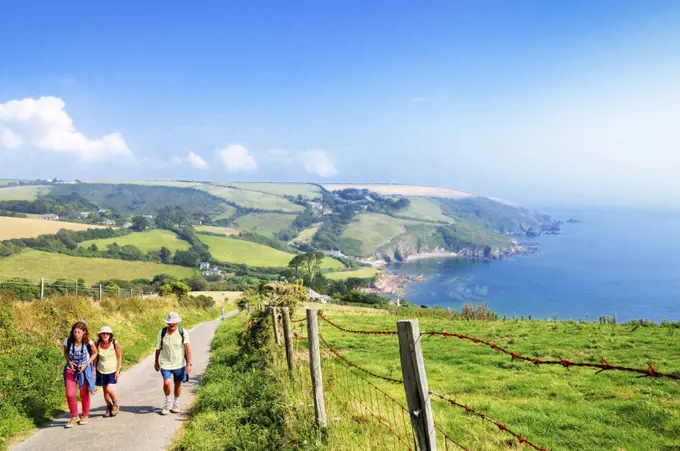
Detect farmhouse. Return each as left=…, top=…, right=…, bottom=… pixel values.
left=39, top=214, right=59, bottom=220
left=307, top=287, right=330, bottom=303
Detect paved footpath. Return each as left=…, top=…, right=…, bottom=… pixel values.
left=11, top=310, right=239, bottom=451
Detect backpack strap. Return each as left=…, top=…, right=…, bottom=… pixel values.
left=160, top=327, right=168, bottom=351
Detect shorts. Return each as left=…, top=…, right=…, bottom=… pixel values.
left=160, top=367, right=187, bottom=383
left=96, top=372, right=118, bottom=386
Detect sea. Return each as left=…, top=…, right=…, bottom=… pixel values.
left=387, top=207, right=680, bottom=323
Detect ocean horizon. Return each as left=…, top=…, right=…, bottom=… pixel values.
left=388, top=207, right=680, bottom=323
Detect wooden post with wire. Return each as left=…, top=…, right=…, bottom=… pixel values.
left=306, top=308, right=327, bottom=428
left=271, top=307, right=281, bottom=345
left=281, top=307, right=294, bottom=374
left=398, top=319, right=437, bottom=451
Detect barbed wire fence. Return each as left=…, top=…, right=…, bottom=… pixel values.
left=0, top=272, right=150, bottom=300
left=266, top=306, right=680, bottom=450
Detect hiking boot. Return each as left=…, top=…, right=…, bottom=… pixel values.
left=111, top=402, right=120, bottom=417
left=78, top=416, right=88, bottom=425
left=65, top=417, right=79, bottom=428
left=170, top=402, right=180, bottom=414
left=103, top=405, right=112, bottom=418
left=160, top=401, right=172, bottom=415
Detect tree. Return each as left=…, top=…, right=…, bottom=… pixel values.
left=159, top=247, right=172, bottom=264
left=159, top=281, right=190, bottom=301
left=131, top=215, right=152, bottom=232
left=173, top=250, right=200, bottom=267
left=287, top=251, right=325, bottom=283
left=155, top=206, right=191, bottom=229
left=186, top=275, right=208, bottom=291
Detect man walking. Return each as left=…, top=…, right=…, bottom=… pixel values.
left=154, top=312, right=192, bottom=415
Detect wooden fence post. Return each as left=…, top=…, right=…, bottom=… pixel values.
left=130, top=288, right=133, bottom=298
left=75, top=280, right=78, bottom=296
left=271, top=307, right=281, bottom=345
left=117, top=287, right=121, bottom=297
left=306, top=308, right=327, bottom=428
left=281, top=307, right=294, bottom=374
left=40, top=278, right=44, bottom=300
left=398, top=319, right=437, bottom=451
left=99, top=284, right=102, bottom=301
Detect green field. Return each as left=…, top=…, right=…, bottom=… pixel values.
left=225, top=182, right=322, bottom=199
left=0, top=179, right=19, bottom=187
left=79, top=229, right=191, bottom=252
left=0, top=249, right=194, bottom=282
left=324, top=266, right=380, bottom=279
left=79, top=179, right=204, bottom=188
left=199, top=234, right=296, bottom=267
left=397, top=197, right=454, bottom=223
left=290, top=223, right=321, bottom=244
left=310, top=311, right=680, bottom=450
left=199, top=234, right=343, bottom=269
left=341, top=213, right=421, bottom=256
left=212, top=204, right=238, bottom=221
left=195, top=225, right=239, bottom=236
left=0, top=185, right=51, bottom=201
left=234, top=212, right=297, bottom=237
left=198, top=185, right=303, bottom=212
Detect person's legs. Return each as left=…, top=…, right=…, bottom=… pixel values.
left=80, top=382, right=91, bottom=419
left=173, top=380, right=182, bottom=399
left=64, top=369, right=79, bottom=418
left=170, top=367, right=185, bottom=413
left=160, top=369, right=174, bottom=414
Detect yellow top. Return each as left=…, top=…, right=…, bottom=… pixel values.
left=97, top=341, right=118, bottom=374
left=156, top=328, right=191, bottom=370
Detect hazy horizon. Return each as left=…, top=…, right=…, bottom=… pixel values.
left=2, top=1, right=680, bottom=208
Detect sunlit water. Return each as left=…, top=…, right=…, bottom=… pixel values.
left=388, top=208, right=680, bottom=322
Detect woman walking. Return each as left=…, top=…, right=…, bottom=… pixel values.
left=62, top=321, right=97, bottom=428
left=95, top=326, right=122, bottom=417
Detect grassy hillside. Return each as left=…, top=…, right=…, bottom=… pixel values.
left=397, top=197, right=454, bottom=223
left=199, top=234, right=344, bottom=269
left=324, top=266, right=380, bottom=280
left=0, top=250, right=194, bottom=282
left=79, top=180, right=204, bottom=188
left=323, top=183, right=473, bottom=199
left=0, top=185, right=51, bottom=201
left=341, top=213, right=422, bottom=256
left=234, top=212, right=297, bottom=237
left=50, top=183, right=227, bottom=216
left=0, top=295, right=217, bottom=449
left=212, top=204, right=238, bottom=221
left=291, top=223, right=321, bottom=244
left=78, top=229, right=191, bottom=252
left=306, top=311, right=680, bottom=450
left=199, top=234, right=297, bottom=267
left=0, top=217, right=107, bottom=240
left=195, top=225, right=239, bottom=236
left=226, top=182, right=322, bottom=199
left=0, top=180, right=19, bottom=187
left=198, top=185, right=303, bottom=212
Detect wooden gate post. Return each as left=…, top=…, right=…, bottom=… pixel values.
left=306, top=308, right=327, bottom=428
left=271, top=307, right=281, bottom=345
left=398, top=319, right=437, bottom=451
left=281, top=307, right=294, bottom=374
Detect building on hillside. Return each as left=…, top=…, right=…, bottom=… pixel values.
left=122, top=222, right=133, bottom=228
left=307, top=288, right=330, bottom=303
left=39, top=214, right=59, bottom=220
left=201, top=267, right=222, bottom=277
left=200, top=261, right=210, bottom=270
left=102, top=219, right=115, bottom=226
left=79, top=211, right=91, bottom=219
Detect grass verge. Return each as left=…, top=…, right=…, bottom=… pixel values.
left=0, top=294, right=217, bottom=449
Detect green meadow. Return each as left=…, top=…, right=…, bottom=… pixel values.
left=198, top=185, right=304, bottom=212
left=341, top=213, right=421, bottom=256
left=233, top=212, right=297, bottom=238
left=0, top=185, right=51, bottom=201
left=0, top=250, right=194, bottom=283
left=225, top=182, right=322, bottom=199
left=79, top=229, right=191, bottom=252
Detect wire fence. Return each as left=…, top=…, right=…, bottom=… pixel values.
left=272, top=307, right=680, bottom=450
left=0, top=272, right=151, bottom=300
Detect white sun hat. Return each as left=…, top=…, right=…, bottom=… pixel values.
left=98, top=326, right=113, bottom=335
left=164, top=312, right=182, bottom=324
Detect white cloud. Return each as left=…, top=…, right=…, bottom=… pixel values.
left=0, top=126, right=22, bottom=149
left=301, top=149, right=337, bottom=177
left=216, top=144, right=258, bottom=172
left=171, top=151, right=209, bottom=169
left=0, top=96, right=132, bottom=162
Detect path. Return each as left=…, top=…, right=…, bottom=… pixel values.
left=11, top=310, right=239, bottom=451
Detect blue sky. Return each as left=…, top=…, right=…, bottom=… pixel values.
left=1, top=1, right=679, bottom=207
